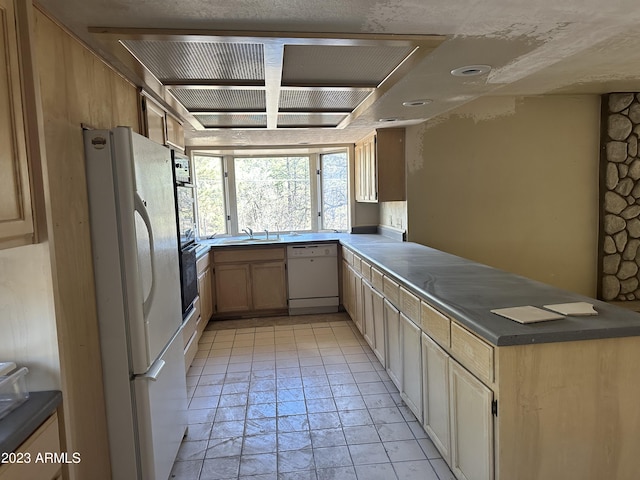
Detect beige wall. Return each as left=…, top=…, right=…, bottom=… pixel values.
left=0, top=243, right=59, bottom=390
left=32, top=7, right=140, bottom=478
left=406, top=95, right=600, bottom=296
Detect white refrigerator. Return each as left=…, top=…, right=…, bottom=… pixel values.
left=84, top=127, right=188, bottom=480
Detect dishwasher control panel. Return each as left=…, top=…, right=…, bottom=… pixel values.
left=287, top=244, right=337, bottom=258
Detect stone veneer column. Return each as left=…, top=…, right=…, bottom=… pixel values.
left=600, top=93, right=640, bottom=300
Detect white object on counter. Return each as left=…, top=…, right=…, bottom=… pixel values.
left=491, top=306, right=565, bottom=324
left=0, top=362, right=17, bottom=376
left=543, top=302, right=598, bottom=316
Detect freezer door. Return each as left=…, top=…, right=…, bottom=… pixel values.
left=134, top=330, right=188, bottom=480
left=111, top=128, right=183, bottom=373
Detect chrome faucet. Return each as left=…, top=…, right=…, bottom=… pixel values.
left=264, top=229, right=269, bottom=240
left=242, top=227, right=254, bottom=238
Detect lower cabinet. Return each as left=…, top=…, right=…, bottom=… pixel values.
left=361, top=280, right=375, bottom=348
left=400, top=313, right=422, bottom=422
left=371, top=287, right=386, bottom=367
left=214, top=247, right=287, bottom=316
left=0, top=413, right=61, bottom=480
left=422, top=333, right=451, bottom=463
left=197, top=255, right=213, bottom=324
left=449, top=359, right=494, bottom=480
left=384, top=299, right=402, bottom=390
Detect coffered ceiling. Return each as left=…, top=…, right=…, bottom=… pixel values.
left=35, top=0, right=640, bottom=147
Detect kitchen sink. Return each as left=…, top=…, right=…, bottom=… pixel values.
left=221, top=237, right=283, bottom=245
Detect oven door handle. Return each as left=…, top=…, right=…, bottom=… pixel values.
left=135, top=193, right=156, bottom=319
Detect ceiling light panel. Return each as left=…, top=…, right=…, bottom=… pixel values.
left=169, top=88, right=266, bottom=111
left=279, top=88, right=373, bottom=112
left=193, top=113, right=267, bottom=128
left=277, top=113, right=348, bottom=128
left=281, top=45, right=414, bottom=86
left=121, top=40, right=265, bottom=82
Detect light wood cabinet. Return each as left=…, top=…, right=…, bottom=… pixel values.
left=165, top=113, right=185, bottom=152
left=422, top=332, right=451, bottom=464
left=0, top=413, right=61, bottom=480
left=0, top=0, right=35, bottom=250
left=449, top=359, right=494, bottom=480
left=400, top=312, right=422, bottom=422
left=384, top=298, right=402, bottom=390
left=182, top=299, right=199, bottom=372
left=371, top=287, right=386, bottom=367
left=141, top=94, right=167, bottom=146
left=361, top=280, right=376, bottom=348
left=251, top=261, right=287, bottom=310
left=354, top=128, right=405, bottom=203
left=215, top=263, right=252, bottom=313
left=213, top=247, right=287, bottom=316
left=197, top=253, right=213, bottom=324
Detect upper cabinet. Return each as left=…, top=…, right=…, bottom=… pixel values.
left=140, top=92, right=185, bottom=152
left=354, top=128, right=405, bottom=203
left=0, top=0, right=39, bottom=250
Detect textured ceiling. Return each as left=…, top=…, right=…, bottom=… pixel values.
left=35, top=0, right=640, bottom=147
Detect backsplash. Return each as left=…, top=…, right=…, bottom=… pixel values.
left=380, top=201, right=407, bottom=230
left=599, top=93, right=640, bottom=301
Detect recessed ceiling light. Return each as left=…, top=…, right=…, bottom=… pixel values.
left=402, top=99, right=432, bottom=107
left=450, top=65, right=491, bottom=77
left=378, top=117, right=399, bottom=122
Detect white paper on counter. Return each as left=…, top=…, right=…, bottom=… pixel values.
left=490, top=306, right=565, bottom=324
left=543, top=302, right=598, bottom=316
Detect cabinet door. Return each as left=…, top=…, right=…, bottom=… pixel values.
left=371, top=288, right=385, bottom=367
left=401, top=313, right=422, bottom=422
left=0, top=0, right=34, bottom=250
left=342, top=260, right=352, bottom=318
left=354, top=142, right=364, bottom=202
left=198, top=265, right=213, bottom=323
left=353, top=269, right=363, bottom=335
left=422, top=333, right=451, bottom=463
left=361, top=280, right=375, bottom=348
left=215, top=263, right=251, bottom=313
left=166, top=114, right=185, bottom=151
left=384, top=299, right=402, bottom=390
left=251, top=261, right=287, bottom=310
left=142, top=95, right=167, bottom=145
left=366, top=136, right=376, bottom=202
left=449, top=359, right=494, bottom=480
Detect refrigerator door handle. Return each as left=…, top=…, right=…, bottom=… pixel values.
left=140, top=359, right=165, bottom=381
left=134, top=193, right=156, bottom=319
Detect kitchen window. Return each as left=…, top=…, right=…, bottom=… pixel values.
left=193, top=150, right=349, bottom=236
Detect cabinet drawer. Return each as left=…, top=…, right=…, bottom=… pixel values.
left=400, top=287, right=420, bottom=325
left=342, top=248, right=353, bottom=266
left=352, top=254, right=362, bottom=274
left=360, top=260, right=372, bottom=283
left=421, top=301, right=451, bottom=348
left=182, top=306, right=198, bottom=348
left=184, top=330, right=199, bottom=372
left=383, top=276, right=400, bottom=307
left=450, top=322, right=494, bottom=384
left=371, top=267, right=384, bottom=292
left=214, top=247, right=285, bottom=263
left=0, top=413, right=61, bottom=480
left=196, top=251, right=210, bottom=272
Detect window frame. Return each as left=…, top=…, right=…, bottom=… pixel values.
left=192, top=148, right=349, bottom=237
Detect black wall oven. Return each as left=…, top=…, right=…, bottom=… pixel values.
left=180, top=242, right=198, bottom=315
left=172, top=150, right=198, bottom=316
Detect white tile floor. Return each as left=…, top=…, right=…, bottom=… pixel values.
left=171, top=313, right=456, bottom=480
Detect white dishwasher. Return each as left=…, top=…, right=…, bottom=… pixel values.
left=287, top=244, right=339, bottom=315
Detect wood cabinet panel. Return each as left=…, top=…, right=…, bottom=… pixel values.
left=215, top=263, right=251, bottom=313
left=214, top=247, right=285, bottom=264
left=0, top=413, right=61, bottom=480
left=361, top=280, right=376, bottom=348
left=251, top=261, right=287, bottom=310
left=0, top=0, right=34, bottom=250
left=400, top=286, right=420, bottom=325
left=371, top=267, right=384, bottom=292
left=165, top=113, right=185, bottom=151
left=450, top=321, right=494, bottom=384
left=449, top=359, right=494, bottom=480
left=401, top=313, right=422, bottom=421
left=421, top=301, right=451, bottom=348
left=354, top=128, right=405, bottom=203
left=142, top=95, right=166, bottom=145
left=383, top=275, right=400, bottom=307
left=422, top=333, right=451, bottom=463
left=384, top=298, right=402, bottom=390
